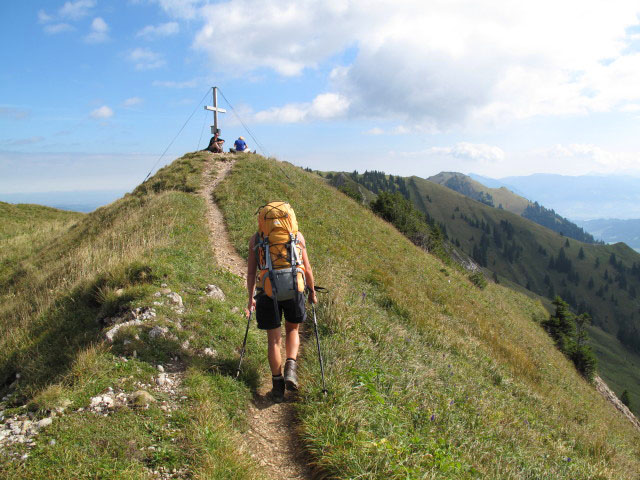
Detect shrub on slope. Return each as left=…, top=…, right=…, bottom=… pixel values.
left=217, top=155, right=640, bottom=479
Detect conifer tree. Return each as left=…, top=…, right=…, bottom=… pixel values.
left=621, top=390, right=631, bottom=409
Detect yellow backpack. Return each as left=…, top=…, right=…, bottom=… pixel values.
left=255, top=202, right=306, bottom=300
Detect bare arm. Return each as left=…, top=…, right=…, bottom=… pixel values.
left=298, top=232, right=317, bottom=304
left=246, top=234, right=258, bottom=313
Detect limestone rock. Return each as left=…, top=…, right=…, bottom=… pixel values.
left=205, top=284, right=225, bottom=301
left=37, top=417, right=53, bottom=429
left=105, top=319, right=142, bottom=342
left=131, top=390, right=155, bottom=406
left=166, top=292, right=183, bottom=307
left=203, top=347, right=217, bottom=358
left=148, top=325, right=169, bottom=339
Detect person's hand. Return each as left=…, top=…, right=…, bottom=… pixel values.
left=308, top=289, right=318, bottom=304
left=246, top=297, right=256, bottom=317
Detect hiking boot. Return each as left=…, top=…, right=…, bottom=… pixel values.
left=270, top=375, right=285, bottom=403
left=284, top=359, right=299, bottom=391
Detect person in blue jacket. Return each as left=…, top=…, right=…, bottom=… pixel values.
left=233, top=136, right=250, bottom=153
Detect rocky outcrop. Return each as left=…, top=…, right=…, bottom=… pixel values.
left=594, top=376, right=640, bottom=431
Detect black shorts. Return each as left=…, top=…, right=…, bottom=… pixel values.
left=255, top=293, right=306, bottom=330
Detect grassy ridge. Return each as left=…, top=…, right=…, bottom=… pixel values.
left=428, top=172, right=531, bottom=214
left=0, top=203, right=83, bottom=289
left=217, top=155, right=640, bottom=479
left=0, top=153, right=265, bottom=479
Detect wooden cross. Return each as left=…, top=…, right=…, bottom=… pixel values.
left=204, top=86, right=226, bottom=134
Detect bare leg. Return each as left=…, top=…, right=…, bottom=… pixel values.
left=267, top=327, right=282, bottom=375
left=285, top=321, right=300, bottom=360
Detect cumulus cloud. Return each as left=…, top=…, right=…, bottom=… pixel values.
left=38, top=1, right=95, bottom=34
left=429, top=143, right=506, bottom=164
left=123, top=97, right=143, bottom=107
left=59, top=0, right=96, bottom=20
left=90, top=105, right=114, bottom=119
left=146, top=0, right=204, bottom=20
left=127, top=48, right=166, bottom=70
left=85, top=17, right=109, bottom=43
left=180, top=0, right=640, bottom=128
left=136, top=22, right=179, bottom=39
left=252, top=93, right=350, bottom=123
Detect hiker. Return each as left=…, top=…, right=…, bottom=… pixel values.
left=232, top=136, right=250, bottom=153
left=246, top=202, right=317, bottom=402
left=205, top=132, right=224, bottom=153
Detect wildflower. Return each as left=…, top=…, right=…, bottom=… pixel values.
left=449, top=400, right=454, bottom=406
left=430, top=414, right=436, bottom=421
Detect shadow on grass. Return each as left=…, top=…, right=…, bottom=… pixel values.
left=0, top=284, right=106, bottom=403
left=190, top=354, right=262, bottom=392
left=0, top=268, right=154, bottom=403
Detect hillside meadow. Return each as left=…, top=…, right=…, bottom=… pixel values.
left=1, top=152, right=639, bottom=479
left=217, top=155, right=640, bottom=478
left=0, top=153, right=267, bottom=479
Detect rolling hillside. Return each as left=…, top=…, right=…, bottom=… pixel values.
left=428, top=172, right=530, bottom=213
left=2, top=153, right=640, bottom=479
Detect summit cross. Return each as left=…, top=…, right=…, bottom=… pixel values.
left=204, top=86, right=226, bottom=134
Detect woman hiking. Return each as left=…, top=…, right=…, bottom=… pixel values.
left=246, top=202, right=317, bottom=402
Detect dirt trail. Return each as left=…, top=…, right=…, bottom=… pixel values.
left=201, top=154, right=314, bottom=480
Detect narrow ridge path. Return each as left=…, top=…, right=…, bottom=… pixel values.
left=201, top=154, right=314, bottom=480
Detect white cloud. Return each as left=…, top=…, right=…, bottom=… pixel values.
left=38, top=1, right=95, bottom=35
left=90, top=105, right=114, bottom=119
left=152, top=0, right=204, bottom=20
left=85, top=17, right=109, bottom=43
left=127, top=48, right=166, bottom=70
left=136, top=22, right=179, bottom=39
left=182, top=0, right=640, bottom=129
left=37, top=10, right=53, bottom=23
left=123, top=97, right=143, bottom=107
left=59, top=0, right=96, bottom=20
left=252, top=93, right=350, bottom=123
left=436, top=143, right=506, bottom=164
left=538, top=144, right=639, bottom=172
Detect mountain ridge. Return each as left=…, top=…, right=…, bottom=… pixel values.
left=2, top=152, right=640, bottom=478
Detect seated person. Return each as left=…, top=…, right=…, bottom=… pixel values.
left=205, top=132, right=224, bottom=153
left=232, top=136, right=250, bottom=153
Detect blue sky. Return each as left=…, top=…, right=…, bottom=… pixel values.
left=2, top=0, right=640, bottom=195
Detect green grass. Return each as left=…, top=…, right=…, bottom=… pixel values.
left=0, top=152, right=265, bottom=479
left=217, top=155, right=640, bottom=479
left=0, top=202, right=83, bottom=288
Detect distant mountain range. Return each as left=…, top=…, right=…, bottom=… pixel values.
left=576, top=219, right=640, bottom=252
left=428, top=172, right=599, bottom=244
left=469, top=173, right=640, bottom=220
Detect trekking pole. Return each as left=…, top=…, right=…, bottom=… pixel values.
left=311, top=303, right=328, bottom=395
left=235, top=309, right=253, bottom=378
